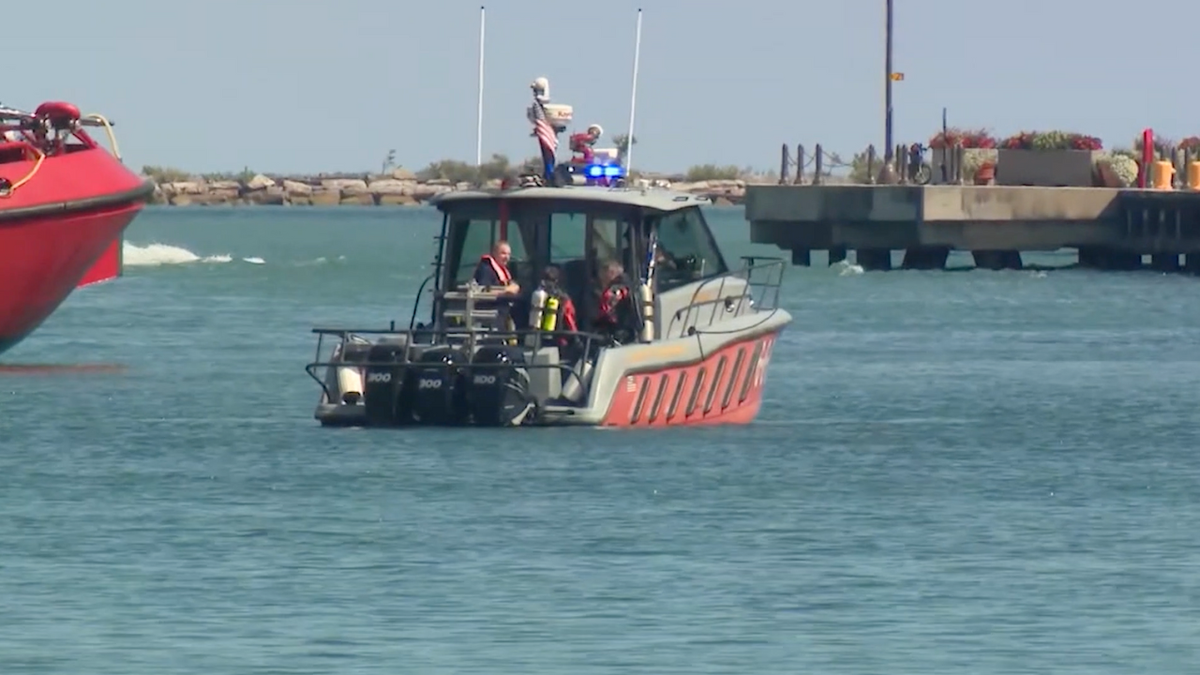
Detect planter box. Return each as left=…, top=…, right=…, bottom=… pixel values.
left=995, top=149, right=1100, bottom=187
left=927, top=148, right=959, bottom=184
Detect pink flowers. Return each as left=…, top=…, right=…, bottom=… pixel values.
left=928, top=127, right=997, bottom=149
left=998, top=131, right=1103, bottom=151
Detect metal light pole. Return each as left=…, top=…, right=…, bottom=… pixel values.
left=884, top=0, right=894, bottom=161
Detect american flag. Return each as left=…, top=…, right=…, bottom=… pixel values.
left=530, top=100, right=557, bottom=154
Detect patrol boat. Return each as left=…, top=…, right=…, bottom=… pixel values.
left=305, top=79, right=791, bottom=428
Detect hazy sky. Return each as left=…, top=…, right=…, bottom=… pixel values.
left=12, top=0, right=1197, bottom=174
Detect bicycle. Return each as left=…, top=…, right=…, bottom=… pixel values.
left=907, top=143, right=933, bottom=185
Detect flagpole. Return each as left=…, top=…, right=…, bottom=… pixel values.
left=476, top=5, right=485, bottom=166
left=625, top=8, right=643, bottom=173
left=884, top=0, right=894, bottom=161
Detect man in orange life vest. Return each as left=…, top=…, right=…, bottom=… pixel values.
left=472, top=240, right=520, bottom=295
left=470, top=240, right=520, bottom=333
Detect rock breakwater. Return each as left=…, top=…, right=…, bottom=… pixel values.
left=149, top=169, right=759, bottom=207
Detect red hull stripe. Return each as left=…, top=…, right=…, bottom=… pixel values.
left=600, top=333, right=778, bottom=427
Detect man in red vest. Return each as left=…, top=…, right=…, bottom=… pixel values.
left=472, top=240, right=520, bottom=295
left=593, top=259, right=638, bottom=344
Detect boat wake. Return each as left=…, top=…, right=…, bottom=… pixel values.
left=123, top=242, right=265, bottom=267
left=833, top=259, right=864, bottom=276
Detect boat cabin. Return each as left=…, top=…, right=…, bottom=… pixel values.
left=426, top=186, right=731, bottom=335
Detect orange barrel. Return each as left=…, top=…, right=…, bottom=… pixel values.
left=1152, top=160, right=1175, bottom=189
left=1189, top=161, right=1200, bottom=190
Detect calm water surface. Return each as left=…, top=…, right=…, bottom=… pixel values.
left=2, top=206, right=1199, bottom=673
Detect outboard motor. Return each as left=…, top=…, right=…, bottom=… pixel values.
left=333, top=341, right=371, bottom=405
left=409, top=346, right=468, bottom=425
left=363, top=342, right=413, bottom=426
left=468, top=345, right=535, bottom=426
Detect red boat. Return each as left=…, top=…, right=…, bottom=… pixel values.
left=0, top=101, right=154, bottom=356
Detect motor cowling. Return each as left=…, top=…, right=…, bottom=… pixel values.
left=468, top=345, right=534, bottom=427
left=410, top=346, right=467, bottom=425
left=363, top=342, right=413, bottom=426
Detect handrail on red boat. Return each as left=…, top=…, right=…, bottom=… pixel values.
left=0, top=101, right=122, bottom=197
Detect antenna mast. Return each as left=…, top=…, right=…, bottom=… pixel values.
left=624, top=8, right=643, bottom=174
left=476, top=5, right=486, bottom=166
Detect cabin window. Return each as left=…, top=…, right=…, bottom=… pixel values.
left=544, top=211, right=637, bottom=327
left=547, top=212, right=595, bottom=322
left=590, top=217, right=635, bottom=273
left=449, top=216, right=529, bottom=286
left=548, top=212, right=589, bottom=265
left=648, top=208, right=727, bottom=290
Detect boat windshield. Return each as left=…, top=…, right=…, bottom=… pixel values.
left=444, top=213, right=532, bottom=288
left=642, top=206, right=728, bottom=290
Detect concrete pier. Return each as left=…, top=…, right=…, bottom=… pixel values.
left=744, top=184, right=1200, bottom=271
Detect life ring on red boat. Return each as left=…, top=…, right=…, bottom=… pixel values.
left=34, top=101, right=81, bottom=124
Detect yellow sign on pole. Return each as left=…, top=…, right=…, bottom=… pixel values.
left=890, top=72, right=904, bottom=81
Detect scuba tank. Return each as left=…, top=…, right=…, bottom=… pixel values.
left=541, top=296, right=560, bottom=331
left=527, top=287, right=549, bottom=347
left=561, top=358, right=594, bottom=403
left=638, top=282, right=654, bottom=342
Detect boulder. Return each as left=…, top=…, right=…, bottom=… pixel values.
left=165, top=180, right=205, bottom=195
left=246, top=186, right=286, bottom=205
left=206, top=181, right=241, bottom=199
left=378, top=193, right=419, bottom=206
left=188, top=192, right=233, bottom=206
left=282, top=180, right=313, bottom=197
left=340, top=193, right=374, bottom=206
left=390, top=167, right=417, bottom=180
left=367, top=179, right=413, bottom=195
left=246, top=173, right=275, bottom=190
left=321, top=178, right=368, bottom=195
left=411, top=183, right=451, bottom=202
left=310, top=187, right=341, bottom=206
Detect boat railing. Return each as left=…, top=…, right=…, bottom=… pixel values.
left=406, top=272, right=436, bottom=330
left=305, top=325, right=612, bottom=406
left=0, top=104, right=115, bottom=158
left=663, top=256, right=787, bottom=339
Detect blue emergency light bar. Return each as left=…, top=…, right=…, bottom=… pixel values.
left=585, top=163, right=625, bottom=179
